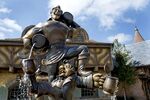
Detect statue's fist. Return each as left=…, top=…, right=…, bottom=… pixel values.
left=93, top=73, right=106, bottom=89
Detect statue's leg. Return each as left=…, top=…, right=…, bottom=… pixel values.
left=25, top=74, right=62, bottom=100
left=47, top=63, right=58, bottom=82
left=64, top=45, right=91, bottom=76
left=37, top=80, right=75, bottom=100
left=37, top=82, right=62, bottom=100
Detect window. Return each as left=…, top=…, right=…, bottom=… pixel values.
left=81, top=88, right=98, bottom=98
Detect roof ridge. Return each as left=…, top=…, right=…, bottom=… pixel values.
left=127, top=40, right=150, bottom=46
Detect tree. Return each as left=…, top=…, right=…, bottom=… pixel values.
left=112, top=39, right=137, bottom=100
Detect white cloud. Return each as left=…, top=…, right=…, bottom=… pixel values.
left=123, top=18, right=136, bottom=24
left=0, top=3, right=22, bottom=39
left=0, top=32, right=5, bottom=39
left=107, top=33, right=132, bottom=43
left=0, top=18, right=22, bottom=32
left=77, top=16, right=88, bottom=22
left=48, top=0, right=149, bottom=29
left=0, top=7, right=11, bottom=13
left=0, top=18, right=22, bottom=39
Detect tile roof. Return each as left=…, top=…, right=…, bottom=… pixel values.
left=134, top=27, right=144, bottom=43
left=126, top=40, right=150, bottom=67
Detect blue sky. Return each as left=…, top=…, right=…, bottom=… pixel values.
left=0, top=0, right=150, bottom=44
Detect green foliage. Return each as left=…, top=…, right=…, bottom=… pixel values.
left=112, top=39, right=137, bottom=86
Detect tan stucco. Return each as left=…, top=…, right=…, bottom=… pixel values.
left=0, top=72, right=17, bottom=87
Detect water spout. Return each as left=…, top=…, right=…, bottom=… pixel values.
left=28, top=43, right=36, bottom=59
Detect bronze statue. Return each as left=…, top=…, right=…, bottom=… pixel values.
left=21, top=5, right=118, bottom=100
left=22, top=60, right=105, bottom=100
left=22, top=20, right=92, bottom=82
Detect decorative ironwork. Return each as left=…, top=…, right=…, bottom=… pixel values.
left=81, top=88, right=98, bottom=98
left=8, top=75, right=29, bottom=100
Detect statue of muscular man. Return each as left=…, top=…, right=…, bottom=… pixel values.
left=22, top=7, right=92, bottom=82
left=21, top=6, right=106, bottom=100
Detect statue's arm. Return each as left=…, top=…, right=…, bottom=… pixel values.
left=22, top=26, right=36, bottom=48
left=22, top=23, right=44, bottom=48
left=76, top=74, right=93, bottom=89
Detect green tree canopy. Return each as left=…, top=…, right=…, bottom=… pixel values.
left=112, top=39, right=137, bottom=86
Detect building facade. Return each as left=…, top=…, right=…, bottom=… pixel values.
left=119, top=27, right=150, bottom=100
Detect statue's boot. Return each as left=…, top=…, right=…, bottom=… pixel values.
left=78, top=50, right=92, bottom=76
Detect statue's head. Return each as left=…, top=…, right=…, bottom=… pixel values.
left=51, top=5, right=63, bottom=20
left=59, top=63, right=75, bottom=77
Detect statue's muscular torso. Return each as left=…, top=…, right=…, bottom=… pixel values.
left=23, top=20, right=69, bottom=45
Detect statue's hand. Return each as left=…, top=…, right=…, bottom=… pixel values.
left=93, top=73, right=106, bottom=89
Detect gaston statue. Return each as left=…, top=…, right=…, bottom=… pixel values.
left=21, top=5, right=118, bottom=100
left=22, top=6, right=92, bottom=83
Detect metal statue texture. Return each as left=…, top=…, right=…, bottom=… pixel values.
left=21, top=6, right=118, bottom=100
